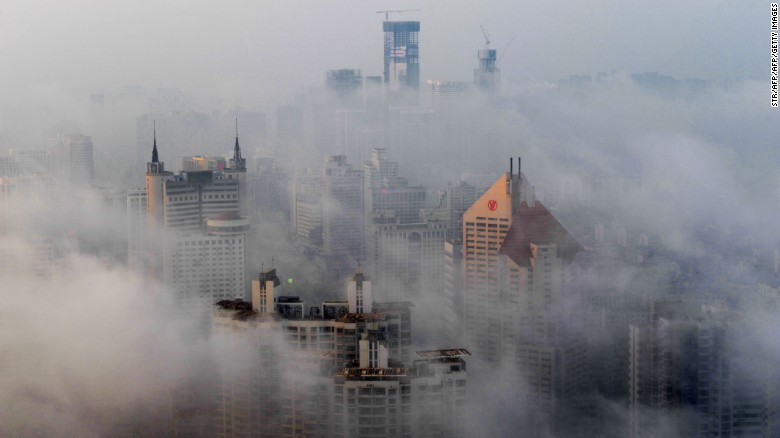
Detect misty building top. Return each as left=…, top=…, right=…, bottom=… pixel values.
left=415, top=348, right=471, bottom=359
left=498, top=201, right=583, bottom=267
left=336, top=367, right=408, bottom=379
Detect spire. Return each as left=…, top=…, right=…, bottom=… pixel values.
left=151, top=121, right=159, bottom=163
left=233, top=118, right=242, bottom=162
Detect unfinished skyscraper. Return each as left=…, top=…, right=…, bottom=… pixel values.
left=383, top=20, right=420, bottom=103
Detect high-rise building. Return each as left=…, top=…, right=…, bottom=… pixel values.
left=326, top=69, right=363, bottom=107
left=474, top=47, right=499, bottom=91
left=164, top=213, right=248, bottom=326
left=461, top=160, right=529, bottom=359
left=628, top=302, right=775, bottom=438
left=64, top=134, right=94, bottom=185
left=291, top=170, right=323, bottom=247
left=248, top=157, right=290, bottom=223
left=126, top=188, right=148, bottom=272
left=426, top=80, right=468, bottom=112
left=141, top=129, right=248, bottom=313
left=321, top=155, right=364, bottom=276
left=366, top=210, right=448, bottom=301
left=383, top=21, right=420, bottom=103
left=213, top=269, right=469, bottom=438
left=444, top=180, right=482, bottom=239
left=458, top=159, right=586, bottom=424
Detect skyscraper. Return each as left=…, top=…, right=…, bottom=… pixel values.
left=321, top=155, right=364, bottom=275
left=64, top=134, right=94, bottom=185
left=383, top=21, right=420, bottom=103
left=474, top=47, right=499, bottom=91
left=140, top=129, right=248, bottom=324
left=213, top=269, right=469, bottom=438
left=458, top=158, right=586, bottom=423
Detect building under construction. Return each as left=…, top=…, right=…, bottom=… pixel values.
left=383, top=21, right=420, bottom=102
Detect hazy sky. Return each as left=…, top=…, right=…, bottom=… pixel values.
left=0, top=0, right=768, bottom=106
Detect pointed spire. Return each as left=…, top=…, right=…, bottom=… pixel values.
left=234, top=118, right=241, bottom=161
left=151, top=120, right=159, bottom=163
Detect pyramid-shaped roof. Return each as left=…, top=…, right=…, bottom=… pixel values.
left=498, top=201, right=582, bottom=267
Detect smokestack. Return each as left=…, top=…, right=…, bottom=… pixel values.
left=510, top=157, right=513, bottom=176
left=518, top=157, right=521, bottom=176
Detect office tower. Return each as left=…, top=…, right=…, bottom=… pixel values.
left=326, top=69, right=363, bottom=107
left=6, top=149, right=52, bottom=176
left=628, top=303, right=774, bottom=438
left=383, top=21, right=420, bottom=103
left=426, top=80, right=469, bottom=112
left=330, top=349, right=469, bottom=438
left=64, top=134, right=94, bottom=185
left=445, top=180, right=482, bottom=239
left=458, top=159, right=586, bottom=425
left=213, top=269, right=468, bottom=438
left=461, top=160, right=529, bottom=360
left=363, top=148, right=399, bottom=193
left=443, top=239, right=463, bottom=343
left=291, top=170, right=323, bottom=247
left=142, top=130, right=246, bottom=310
left=164, top=213, right=248, bottom=326
left=156, top=170, right=239, bottom=232
left=248, top=157, right=289, bottom=223
left=366, top=210, right=447, bottom=301
left=126, top=188, right=147, bottom=272
left=0, top=236, right=56, bottom=278
left=474, top=47, right=499, bottom=91
left=321, top=155, right=364, bottom=275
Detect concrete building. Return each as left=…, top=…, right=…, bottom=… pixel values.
left=321, top=155, right=364, bottom=277
left=126, top=188, right=148, bottom=272
left=628, top=303, right=775, bottom=438
left=64, top=134, right=94, bottom=185
left=213, top=269, right=468, bottom=438
left=326, top=69, right=363, bottom=108
left=474, top=47, right=499, bottom=92
left=164, top=212, right=248, bottom=326
left=383, top=21, right=420, bottom=104
left=366, top=210, right=448, bottom=301
left=426, top=80, right=469, bottom=112
left=141, top=128, right=248, bottom=310
left=292, top=170, right=323, bottom=248
left=458, top=159, right=587, bottom=424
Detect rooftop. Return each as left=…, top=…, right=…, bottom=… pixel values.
left=498, top=201, right=583, bottom=267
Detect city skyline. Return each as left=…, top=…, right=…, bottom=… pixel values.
left=1, top=2, right=779, bottom=437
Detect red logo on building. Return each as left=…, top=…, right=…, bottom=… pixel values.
left=487, top=200, right=498, bottom=211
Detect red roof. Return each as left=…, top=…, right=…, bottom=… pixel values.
left=498, top=201, right=582, bottom=267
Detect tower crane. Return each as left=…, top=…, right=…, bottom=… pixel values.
left=480, top=25, right=490, bottom=47
left=376, top=9, right=420, bottom=20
